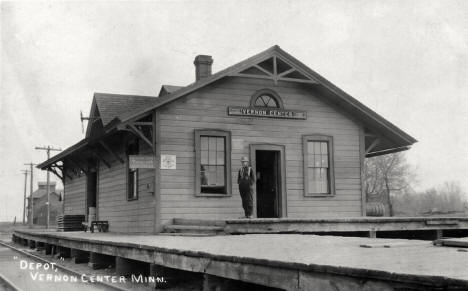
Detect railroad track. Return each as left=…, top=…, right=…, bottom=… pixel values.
left=0, top=273, right=20, bottom=291
left=0, top=240, right=125, bottom=291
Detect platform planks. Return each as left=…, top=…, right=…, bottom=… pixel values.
left=12, top=229, right=468, bottom=290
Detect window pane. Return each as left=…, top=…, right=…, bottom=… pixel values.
left=216, top=137, right=224, bottom=152
left=201, top=150, right=208, bottom=164
left=321, top=168, right=329, bottom=193
left=314, top=154, right=321, bottom=167
left=206, top=165, right=215, bottom=185
left=216, top=165, right=225, bottom=185
left=217, top=151, right=225, bottom=165
left=201, top=136, right=208, bottom=151
left=209, top=137, right=216, bottom=165
left=255, top=98, right=264, bottom=107
left=321, top=155, right=328, bottom=168
left=308, top=168, right=321, bottom=194
left=307, top=141, right=315, bottom=153
left=307, top=153, right=314, bottom=166
left=200, top=165, right=208, bottom=185
left=320, top=142, right=328, bottom=154
left=217, top=137, right=225, bottom=165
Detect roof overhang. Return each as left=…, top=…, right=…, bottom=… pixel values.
left=37, top=139, right=90, bottom=170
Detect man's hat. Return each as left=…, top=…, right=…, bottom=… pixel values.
left=241, top=156, right=249, bottom=162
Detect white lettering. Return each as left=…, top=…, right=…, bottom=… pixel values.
left=29, top=272, right=39, bottom=280
left=20, top=260, right=28, bottom=269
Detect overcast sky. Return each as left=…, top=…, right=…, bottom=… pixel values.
left=1, top=0, right=467, bottom=221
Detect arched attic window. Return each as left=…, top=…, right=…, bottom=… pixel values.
left=250, top=89, right=284, bottom=109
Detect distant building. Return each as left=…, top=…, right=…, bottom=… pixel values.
left=28, top=182, right=63, bottom=225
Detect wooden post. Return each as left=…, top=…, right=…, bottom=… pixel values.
left=21, top=170, right=28, bottom=225
left=25, top=163, right=36, bottom=227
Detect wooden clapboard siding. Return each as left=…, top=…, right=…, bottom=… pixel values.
left=96, top=138, right=155, bottom=233
left=157, top=76, right=363, bottom=224
left=63, top=174, right=86, bottom=215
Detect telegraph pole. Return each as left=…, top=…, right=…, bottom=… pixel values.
left=24, top=162, right=37, bottom=227
left=21, top=170, right=29, bottom=225
left=35, top=146, right=61, bottom=229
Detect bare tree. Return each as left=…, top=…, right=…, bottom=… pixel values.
left=364, top=152, right=414, bottom=216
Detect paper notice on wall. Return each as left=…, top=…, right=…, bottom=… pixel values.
left=161, top=155, right=176, bottom=169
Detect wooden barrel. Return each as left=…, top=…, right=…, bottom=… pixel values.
left=366, top=202, right=385, bottom=216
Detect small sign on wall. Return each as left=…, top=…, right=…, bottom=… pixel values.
left=129, top=155, right=155, bottom=169
left=161, top=155, right=176, bottom=169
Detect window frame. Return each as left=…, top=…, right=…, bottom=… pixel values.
left=195, top=129, right=232, bottom=197
left=303, top=134, right=335, bottom=197
left=250, top=88, right=284, bottom=109
left=126, top=139, right=139, bottom=201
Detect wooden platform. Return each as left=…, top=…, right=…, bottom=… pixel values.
left=163, top=216, right=468, bottom=238
left=12, top=228, right=468, bottom=290
left=224, top=216, right=468, bottom=234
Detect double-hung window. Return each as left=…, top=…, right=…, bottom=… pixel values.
left=195, top=130, right=232, bottom=196
left=303, top=135, right=335, bottom=196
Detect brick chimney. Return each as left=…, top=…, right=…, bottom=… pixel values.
left=194, top=55, right=213, bottom=81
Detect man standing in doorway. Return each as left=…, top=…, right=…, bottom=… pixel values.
left=238, top=156, right=256, bottom=218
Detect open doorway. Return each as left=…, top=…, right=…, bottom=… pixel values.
left=255, top=150, right=281, bottom=218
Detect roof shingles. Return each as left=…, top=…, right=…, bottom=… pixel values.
left=94, top=93, right=157, bottom=126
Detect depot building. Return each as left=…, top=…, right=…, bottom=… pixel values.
left=38, top=46, right=416, bottom=233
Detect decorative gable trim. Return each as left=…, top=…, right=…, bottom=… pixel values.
left=232, top=54, right=318, bottom=85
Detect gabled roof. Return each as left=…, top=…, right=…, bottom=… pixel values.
left=39, top=45, right=416, bottom=169
left=94, top=93, right=156, bottom=126
left=118, top=45, right=417, bottom=150
left=39, top=93, right=157, bottom=169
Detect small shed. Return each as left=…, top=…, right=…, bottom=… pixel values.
left=38, top=46, right=416, bottom=233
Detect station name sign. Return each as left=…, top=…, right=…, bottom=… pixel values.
left=129, top=155, right=155, bottom=169
left=228, top=106, right=307, bottom=120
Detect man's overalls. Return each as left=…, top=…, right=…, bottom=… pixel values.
left=238, top=166, right=255, bottom=217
